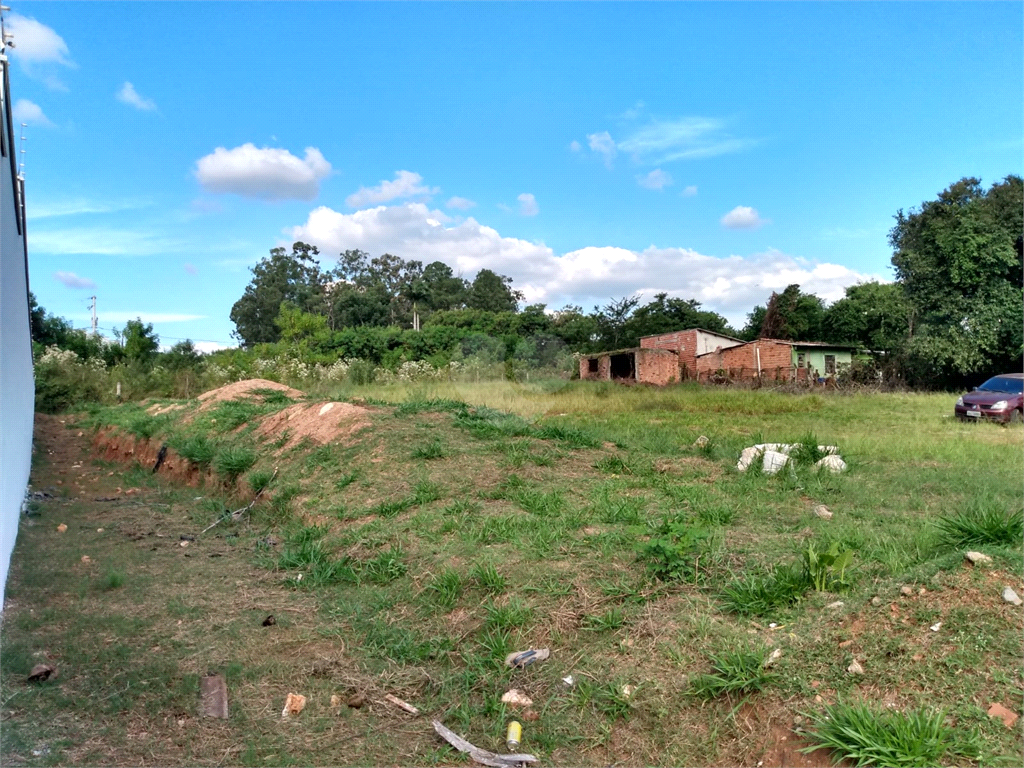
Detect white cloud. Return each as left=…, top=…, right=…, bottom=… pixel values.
left=27, top=197, right=150, bottom=220
left=587, top=131, right=617, bottom=167
left=517, top=193, right=539, bottom=217
left=116, top=82, right=156, bottom=111
left=286, top=203, right=878, bottom=325
left=618, top=117, right=754, bottom=163
left=53, top=271, right=95, bottom=289
left=29, top=227, right=180, bottom=255
left=721, top=206, right=768, bottom=230
left=101, top=312, right=205, bottom=324
left=195, top=143, right=332, bottom=201
left=12, top=99, right=52, bottom=126
left=346, top=170, right=437, bottom=207
left=5, top=14, right=73, bottom=65
left=637, top=169, right=673, bottom=190
left=681, top=186, right=698, bottom=197
left=446, top=196, right=476, bottom=211
left=569, top=140, right=582, bottom=152
left=193, top=340, right=233, bottom=353
left=620, top=101, right=645, bottom=120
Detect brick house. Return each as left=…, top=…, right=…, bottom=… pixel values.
left=695, top=339, right=856, bottom=382
left=639, top=328, right=745, bottom=380
left=578, top=347, right=680, bottom=386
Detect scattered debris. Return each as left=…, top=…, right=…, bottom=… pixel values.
left=504, top=648, right=550, bottom=669
left=96, top=528, right=103, bottom=533
left=621, top=684, right=636, bottom=699
left=762, top=450, right=790, bottom=475
left=693, top=435, right=709, bottom=448
left=347, top=692, right=366, bottom=709
left=870, top=596, right=882, bottom=606
left=838, top=639, right=854, bottom=649
left=202, top=468, right=278, bottom=534
left=561, top=675, right=575, bottom=687
left=813, top=504, right=833, bottom=520
left=1002, top=587, right=1022, bottom=606
left=826, top=601, right=845, bottom=610
left=900, top=585, right=914, bottom=597
left=199, top=675, right=229, bottom=719
left=385, top=693, right=419, bottom=715
left=964, top=551, right=993, bottom=566
left=262, top=615, right=276, bottom=627
left=180, top=534, right=196, bottom=542
left=281, top=693, right=306, bottom=718
left=917, top=587, right=927, bottom=596
left=501, top=689, right=533, bottom=709
left=930, top=622, right=942, bottom=632
left=27, top=664, right=56, bottom=683
left=94, top=497, right=119, bottom=502
left=56, top=524, right=67, bottom=533
left=80, top=555, right=92, bottom=564
left=522, top=709, right=540, bottom=722
left=987, top=703, right=1019, bottom=729
left=847, top=659, right=864, bottom=675
left=179, top=541, right=189, bottom=548
left=432, top=719, right=538, bottom=768
left=506, top=720, right=522, bottom=750
left=815, top=454, right=847, bottom=474
left=330, top=694, right=342, bottom=708
left=764, top=648, right=783, bottom=668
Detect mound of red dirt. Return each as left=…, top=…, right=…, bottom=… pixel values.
left=254, top=401, right=371, bottom=450
left=196, top=379, right=305, bottom=410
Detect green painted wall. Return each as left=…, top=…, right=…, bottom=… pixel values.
left=791, top=347, right=853, bottom=376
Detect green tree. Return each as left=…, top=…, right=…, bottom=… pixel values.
left=822, top=282, right=911, bottom=353
left=467, top=269, right=522, bottom=313
left=421, top=261, right=468, bottom=311
left=230, top=242, right=327, bottom=346
left=756, top=284, right=826, bottom=340
left=162, top=340, right=203, bottom=371
left=119, top=318, right=159, bottom=363
left=623, top=293, right=734, bottom=346
left=889, top=175, right=1023, bottom=379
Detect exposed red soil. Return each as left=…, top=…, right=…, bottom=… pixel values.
left=91, top=427, right=225, bottom=490
left=253, top=401, right=371, bottom=450
left=195, top=378, right=304, bottom=409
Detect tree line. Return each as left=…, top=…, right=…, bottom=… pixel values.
left=30, top=174, right=1022, bottom=390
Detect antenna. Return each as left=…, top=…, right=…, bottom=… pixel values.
left=90, top=296, right=98, bottom=337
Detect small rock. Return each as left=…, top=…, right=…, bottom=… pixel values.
left=56, top=524, right=67, bottom=533
left=870, top=596, right=882, bottom=606
left=987, top=703, right=1019, bottom=729
left=262, top=615, right=276, bottom=627
left=1002, top=587, right=1023, bottom=606
left=27, top=664, right=56, bottom=682
left=815, top=454, right=847, bottom=474
left=900, top=585, right=914, bottom=597
left=764, top=648, right=783, bottom=668
left=964, top=551, right=993, bottom=566
left=847, top=660, right=864, bottom=675
left=501, top=689, right=533, bottom=709
left=347, top=692, right=366, bottom=709
left=792, top=715, right=805, bottom=727
left=813, top=505, right=833, bottom=520
left=827, top=601, right=845, bottom=610
left=930, top=622, right=942, bottom=632
left=330, top=694, right=342, bottom=708
left=814, top=695, right=823, bottom=703
left=621, top=684, right=635, bottom=699
left=281, top=693, right=306, bottom=717
left=561, top=675, right=575, bottom=687
left=80, top=555, right=91, bottom=564
left=762, top=450, right=790, bottom=475
left=96, top=528, right=103, bottom=533
left=838, top=639, right=854, bottom=649
left=917, top=587, right=927, bottom=596
left=179, top=541, right=189, bottom=548
left=693, top=435, right=709, bottom=448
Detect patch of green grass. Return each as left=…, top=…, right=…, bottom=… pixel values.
left=175, top=434, right=216, bottom=467
left=695, top=502, right=735, bottom=526
left=213, top=445, right=257, bottom=481
left=789, top=432, right=829, bottom=466
left=582, top=607, right=626, bottom=632
left=483, top=598, right=532, bottom=630
left=334, top=470, right=359, bottom=490
left=573, top=678, right=634, bottom=720
left=101, top=569, right=126, bottom=590
left=208, top=400, right=265, bottom=432
left=935, top=500, right=1023, bottom=549
left=637, top=516, right=712, bottom=582
left=536, top=423, right=601, bottom=448
left=369, top=497, right=415, bottom=518
left=720, top=564, right=809, bottom=617
left=126, top=413, right=166, bottom=439
left=393, top=398, right=467, bottom=416
left=411, top=439, right=449, bottom=460
left=476, top=627, right=514, bottom=662
left=425, top=568, right=464, bottom=608
left=250, top=388, right=295, bottom=406
left=800, top=702, right=981, bottom=767
left=594, top=455, right=632, bottom=474
left=689, top=647, right=774, bottom=699
left=362, top=548, right=407, bottom=584
left=413, top=480, right=444, bottom=505
left=247, top=468, right=275, bottom=495
left=470, top=561, right=506, bottom=594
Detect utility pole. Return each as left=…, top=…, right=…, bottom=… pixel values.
left=90, top=296, right=98, bottom=336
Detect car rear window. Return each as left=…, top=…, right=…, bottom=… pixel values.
left=978, top=377, right=1024, bottom=394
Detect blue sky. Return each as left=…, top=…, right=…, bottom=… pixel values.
left=6, top=1, right=1021, bottom=349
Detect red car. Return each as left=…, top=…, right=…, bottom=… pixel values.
left=955, top=373, right=1024, bottom=424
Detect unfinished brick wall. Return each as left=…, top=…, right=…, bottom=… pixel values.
left=640, top=330, right=697, bottom=379
left=579, top=354, right=611, bottom=381
left=636, top=349, right=679, bottom=385
left=695, top=340, right=795, bottom=381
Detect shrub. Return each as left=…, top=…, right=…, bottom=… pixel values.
left=801, top=541, right=855, bottom=591
left=935, top=502, right=1023, bottom=549
left=176, top=435, right=216, bottom=467
left=689, top=647, right=774, bottom=699
left=720, top=564, right=808, bottom=616
left=638, top=516, right=711, bottom=582
left=214, top=445, right=257, bottom=481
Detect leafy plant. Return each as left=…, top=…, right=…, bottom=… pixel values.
left=484, top=598, right=532, bottom=630
left=638, top=516, right=711, bottom=582
left=177, top=434, right=216, bottom=467
left=689, top=647, right=774, bottom=699
left=362, top=548, right=407, bottom=584
left=412, top=439, right=449, bottom=460
left=801, top=541, right=855, bottom=592
left=800, top=702, right=980, bottom=767
left=213, top=445, right=257, bottom=481
left=720, top=564, right=809, bottom=616
left=582, top=607, right=626, bottom=632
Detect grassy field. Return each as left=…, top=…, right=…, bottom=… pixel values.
left=2, top=380, right=1022, bottom=767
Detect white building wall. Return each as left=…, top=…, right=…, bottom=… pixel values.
left=0, top=53, right=34, bottom=609
left=694, top=331, right=743, bottom=355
